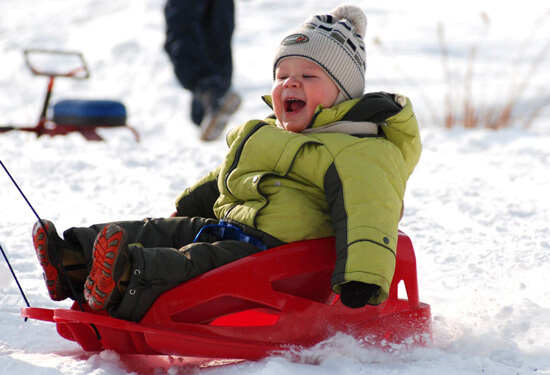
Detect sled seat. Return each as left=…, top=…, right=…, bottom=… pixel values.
left=52, top=99, right=127, bottom=127
left=22, top=231, right=431, bottom=362
left=42, top=99, right=139, bottom=141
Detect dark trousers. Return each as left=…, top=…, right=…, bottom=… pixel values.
left=64, top=216, right=262, bottom=321
left=164, top=0, right=235, bottom=95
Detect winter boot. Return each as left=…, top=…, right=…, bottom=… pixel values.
left=84, top=224, right=131, bottom=311
left=191, top=96, right=205, bottom=126
left=199, top=90, right=242, bottom=141
left=32, top=220, right=88, bottom=301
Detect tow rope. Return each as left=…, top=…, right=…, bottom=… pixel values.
left=0, top=159, right=101, bottom=339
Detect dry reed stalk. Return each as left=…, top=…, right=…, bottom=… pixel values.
left=375, top=11, right=549, bottom=129
left=371, top=36, right=439, bottom=126
left=437, top=22, right=455, bottom=128
left=487, top=37, right=550, bottom=129
left=523, top=93, right=550, bottom=128
left=462, top=12, right=491, bottom=128
left=439, top=10, right=549, bottom=129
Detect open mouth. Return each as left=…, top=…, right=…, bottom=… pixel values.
left=284, top=98, right=306, bottom=113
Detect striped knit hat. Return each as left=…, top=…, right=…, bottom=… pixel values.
left=273, top=4, right=367, bottom=104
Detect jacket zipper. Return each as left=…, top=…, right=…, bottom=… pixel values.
left=224, top=121, right=267, bottom=194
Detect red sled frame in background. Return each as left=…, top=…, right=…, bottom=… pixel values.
left=0, top=50, right=139, bottom=142
left=22, top=231, right=432, bottom=372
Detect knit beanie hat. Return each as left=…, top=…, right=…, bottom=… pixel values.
left=273, top=4, right=367, bottom=104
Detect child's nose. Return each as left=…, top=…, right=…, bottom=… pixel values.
left=284, top=76, right=301, bottom=88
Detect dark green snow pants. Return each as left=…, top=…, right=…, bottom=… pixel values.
left=63, top=216, right=270, bottom=321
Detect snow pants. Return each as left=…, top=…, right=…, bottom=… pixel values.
left=63, top=216, right=264, bottom=321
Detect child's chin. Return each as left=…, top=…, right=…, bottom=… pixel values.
left=283, top=122, right=307, bottom=133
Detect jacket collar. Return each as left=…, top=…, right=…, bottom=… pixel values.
left=261, top=95, right=377, bottom=136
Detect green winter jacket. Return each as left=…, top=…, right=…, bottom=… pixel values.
left=175, top=93, right=421, bottom=304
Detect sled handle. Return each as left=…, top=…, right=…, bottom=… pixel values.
left=23, top=49, right=90, bottom=79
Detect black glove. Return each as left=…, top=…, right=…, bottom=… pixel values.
left=342, top=92, right=403, bottom=124
left=340, top=281, right=382, bottom=308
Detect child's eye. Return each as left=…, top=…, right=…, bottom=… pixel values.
left=303, top=75, right=315, bottom=79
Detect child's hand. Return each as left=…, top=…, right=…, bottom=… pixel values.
left=340, top=281, right=381, bottom=308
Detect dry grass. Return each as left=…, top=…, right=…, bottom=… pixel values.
left=374, top=10, right=550, bottom=129
left=437, top=11, right=550, bottom=129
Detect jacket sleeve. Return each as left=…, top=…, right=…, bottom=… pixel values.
left=340, top=92, right=422, bottom=178
left=325, top=139, right=410, bottom=305
left=174, top=166, right=221, bottom=219
left=381, top=95, right=422, bottom=178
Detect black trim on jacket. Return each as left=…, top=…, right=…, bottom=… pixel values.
left=225, top=122, right=268, bottom=194
left=341, top=92, right=402, bottom=124
left=324, top=162, right=348, bottom=287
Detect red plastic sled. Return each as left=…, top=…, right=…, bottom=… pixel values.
left=22, top=231, right=431, bottom=366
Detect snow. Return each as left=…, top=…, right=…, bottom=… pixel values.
left=1, top=0, right=549, bottom=374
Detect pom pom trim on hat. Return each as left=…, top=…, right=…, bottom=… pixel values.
left=328, top=3, right=367, bottom=38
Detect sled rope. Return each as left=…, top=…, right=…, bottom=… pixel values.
left=0, top=242, right=31, bottom=314
left=0, top=160, right=101, bottom=340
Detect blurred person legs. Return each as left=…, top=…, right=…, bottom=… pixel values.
left=164, top=0, right=240, bottom=140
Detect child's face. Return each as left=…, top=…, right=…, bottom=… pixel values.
left=272, top=57, right=340, bottom=133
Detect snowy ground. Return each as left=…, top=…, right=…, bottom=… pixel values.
left=1, top=0, right=549, bottom=374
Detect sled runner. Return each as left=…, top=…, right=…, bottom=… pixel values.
left=22, top=231, right=431, bottom=369
left=0, top=50, right=140, bottom=142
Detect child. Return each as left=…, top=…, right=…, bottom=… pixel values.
left=32, top=4, right=421, bottom=322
